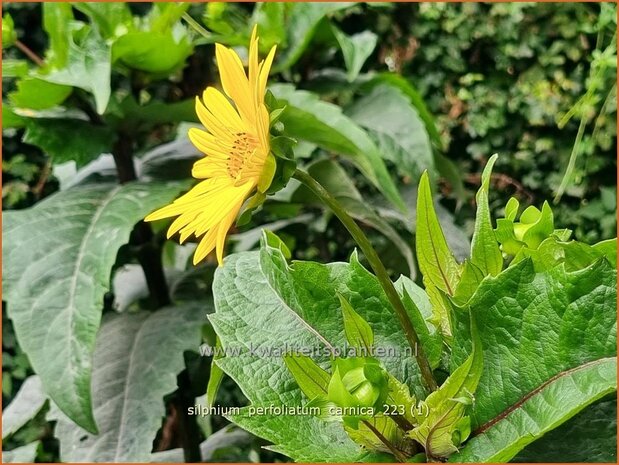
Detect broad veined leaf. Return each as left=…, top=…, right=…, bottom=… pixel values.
left=40, top=28, right=112, bottom=114
left=49, top=305, right=203, bottom=462
left=450, top=357, right=617, bottom=463
left=363, top=73, right=442, bottom=150
left=42, top=3, right=72, bottom=67
left=470, top=154, right=502, bottom=277
left=513, top=236, right=617, bottom=272
left=416, top=171, right=461, bottom=335
left=210, top=251, right=361, bottom=462
left=347, top=83, right=434, bottom=181
left=2, top=59, right=29, bottom=79
left=9, top=77, right=72, bottom=110
left=2, top=376, right=47, bottom=439
left=450, top=258, right=617, bottom=458
left=139, top=137, right=202, bottom=181
left=112, top=31, right=193, bottom=75
left=150, top=425, right=252, bottom=462
left=332, top=26, right=377, bottom=82
left=250, top=2, right=287, bottom=51
left=3, top=104, right=27, bottom=129
left=592, top=237, right=617, bottom=267
left=23, top=118, right=116, bottom=167
left=2, top=442, right=40, bottom=463
left=273, top=2, right=356, bottom=71
left=271, top=83, right=405, bottom=211
left=512, top=396, right=616, bottom=463
left=111, top=264, right=149, bottom=312
left=409, top=317, right=482, bottom=459
left=2, top=182, right=186, bottom=433
left=257, top=233, right=428, bottom=392
left=73, top=3, right=132, bottom=39
left=209, top=235, right=432, bottom=461
left=358, top=72, right=466, bottom=204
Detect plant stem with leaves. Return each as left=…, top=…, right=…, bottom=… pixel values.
left=293, top=169, right=438, bottom=392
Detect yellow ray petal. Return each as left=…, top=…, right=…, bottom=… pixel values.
left=256, top=105, right=270, bottom=152
left=202, top=87, right=244, bottom=131
left=192, top=182, right=253, bottom=236
left=215, top=200, right=245, bottom=266
left=249, top=25, right=259, bottom=104
left=195, top=98, right=232, bottom=141
left=192, top=161, right=228, bottom=179
left=188, top=128, right=232, bottom=159
left=215, top=44, right=254, bottom=124
left=193, top=228, right=218, bottom=264
left=257, top=45, right=277, bottom=104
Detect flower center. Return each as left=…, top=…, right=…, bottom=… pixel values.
left=228, top=132, right=261, bottom=181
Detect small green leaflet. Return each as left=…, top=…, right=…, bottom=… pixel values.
left=470, top=154, right=502, bottom=277
left=283, top=354, right=330, bottom=401
left=416, top=171, right=462, bottom=336
left=408, top=315, right=483, bottom=459
left=339, top=293, right=374, bottom=352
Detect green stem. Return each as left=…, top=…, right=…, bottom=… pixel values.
left=293, top=169, right=438, bottom=392
left=182, top=12, right=213, bottom=41
left=554, top=114, right=587, bottom=203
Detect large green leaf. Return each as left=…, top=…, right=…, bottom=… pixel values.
left=332, top=26, right=377, bottom=82
left=2, top=442, right=40, bottom=463
left=450, top=357, right=617, bottom=463
left=40, top=28, right=112, bottom=114
left=2, top=182, right=185, bottom=433
left=73, top=3, right=132, bottom=39
left=363, top=73, right=442, bottom=150
left=42, top=3, right=72, bottom=67
left=347, top=83, right=434, bottom=181
left=150, top=425, right=251, bottom=462
left=9, top=77, right=72, bottom=110
left=209, top=236, right=435, bottom=461
left=271, top=83, right=405, bottom=211
left=23, top=118, right=116, bottom=167
left=49, top=305, right=203, bottom=462
left=2, top=376, right=47, bottom=439
left=512, top=396, right=617, bottom=463
left=274, top=2, right=355, bottom=71
left=112, top=31, right=192, bottom=75
left=210, top=251, right=360, bottom=462
left=451, top=258, right=617, bottom=459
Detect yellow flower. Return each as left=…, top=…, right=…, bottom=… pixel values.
left=145, top=26, right=276, bottom=266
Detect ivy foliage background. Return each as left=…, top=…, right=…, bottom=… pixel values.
left=1, top=2, right=616, bottom=463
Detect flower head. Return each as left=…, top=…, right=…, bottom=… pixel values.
left=145, top=26, right=276, bottom=265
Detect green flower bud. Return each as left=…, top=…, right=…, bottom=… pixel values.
left=327, top=357, right=389, bottom=412
left=495, top=198, right=558, bottom=255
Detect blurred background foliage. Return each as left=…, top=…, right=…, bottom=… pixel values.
left=2, top=2, right=616, bottom=462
